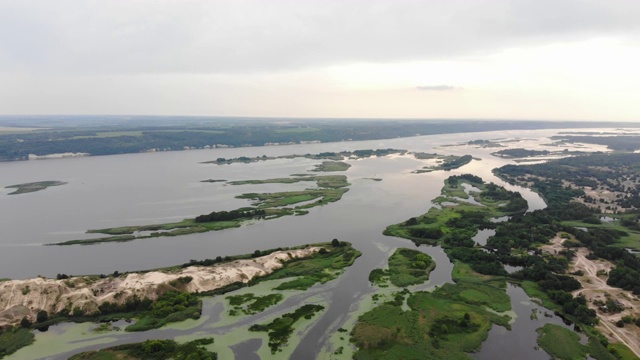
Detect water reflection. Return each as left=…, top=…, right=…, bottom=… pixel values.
left=472, top=284, right=581, bottom=360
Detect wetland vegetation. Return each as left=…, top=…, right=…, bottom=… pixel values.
left=353, top=175, right=519, bottom=359
left=2, top=242, right=360, bottom=358
left=203, top=148, right=406, bottom=166
left=353, top=265, right=511, bottom=359
left=356, top=167, right=640, bottom=359
left=6, top=124, right=640, bottom=359
left=249, top=304, right=325, bottom=354
left=4, top=180, right=67, bottom=195
left=226, top=293, right=284, bottom=316
left=68, top=338, right=217, bottom=360
left=311, top=161, right=351, bottom=172
left=0, top=328, right=34, bottom=359
left=50, top=174, right=350, bottom=245
left=249, top=239, right=361, bottom=291
left=413, top=154, right=473, bottom=173
left=369, top=248, right=435, bottom=287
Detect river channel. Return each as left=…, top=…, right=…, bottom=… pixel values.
left=0, top=128, right=612, bottom=359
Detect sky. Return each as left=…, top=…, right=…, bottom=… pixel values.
left=1, top=0, right=639, bottom=121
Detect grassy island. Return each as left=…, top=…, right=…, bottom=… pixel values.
left=384, top=174, right=528, bottom=246
left=5, top=180, right=67, bottom=195
left=413, top=154, right=474, bottom=173
left=249, top=304, right=325, bottom=354
left=201, top=148, right=406, bottom=166
left=369, top=248, right=435, bottom=287
left=311, top=161, right=351, bottom=172
left=49, top=175, right=350, bottom=246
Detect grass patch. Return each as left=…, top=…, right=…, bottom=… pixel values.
left=311, top=161, right=351, bottom=172
left=249, top=304, right=325, bottom=354
left=519, top=281, right=561, bottom=312
left=352, top=282, right=510, bottom=360
left=228, top=174, right=349, bottom=189
left=226, top=293, right=283, bottom=316
left=561, top=218, right=640, bottom=252
left=413, top=154, right=473, bottom=173
left=384, top=176, right=527, bottom=247
left=0, top=327, right=35, bottom=359
left=368, top=268, right=389, bottom=286
left=68, top=338, right=216, bottom=360
left=537, top=324, right=587, bottom=360
left=536, top=324, right=620, bottom=360
left=387, top=248, right=435, bottom=287
left=124, top=291, right=201, bottom=332
left=252, top=241, right=361, bottom=291
left=607, top=342, right=639, bottom=360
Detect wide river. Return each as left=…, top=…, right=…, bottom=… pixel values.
left=0, top=127, right=610, bottom=359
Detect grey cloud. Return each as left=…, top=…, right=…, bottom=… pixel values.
left=417, top=85, right=457, bottom=91
left=1, top=0, right=639, bottom=75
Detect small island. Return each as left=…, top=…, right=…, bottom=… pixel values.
left=311, top=161, right=351, bottom=172
left=50, top=175, right=350, bottom=245
left=5, top=180, right=67, bottom=195
left=413, top=154, right=474, bottom=173
left=201, top=148, right=407, bottom=165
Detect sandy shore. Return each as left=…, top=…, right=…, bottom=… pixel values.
left=0, top=247, right=321, bottom=328
left=542, top=234, right=640, bottom=357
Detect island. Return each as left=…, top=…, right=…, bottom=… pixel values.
left=49, top=174, right=350, bottom=245
left=412, top=154, right=474, bottom=173
left=4, top=181, right=67, bottom=195
left=0, top=241, right=361, bottom=358
left=201, top=148, right=406, bottom=166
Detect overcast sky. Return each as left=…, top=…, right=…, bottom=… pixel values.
left=1, top=0, right=639, bottom=121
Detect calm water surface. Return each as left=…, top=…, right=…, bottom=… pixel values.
left=0, top=128, right=611, bottom=359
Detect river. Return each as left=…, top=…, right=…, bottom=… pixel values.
left=0, top=127, right=610, bottom=359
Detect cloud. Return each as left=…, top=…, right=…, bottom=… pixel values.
left=416, top=85, right=457, bottom=91
left=1, top=0, right=639, bottom=75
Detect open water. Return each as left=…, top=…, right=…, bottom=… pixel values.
left=0, top=127, right=611, bottom=359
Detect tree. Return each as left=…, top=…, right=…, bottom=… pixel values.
left=331, top=238, right=341, bottom=247
left=20, top=317, right=32, bottom=328
left=36, top=310, right=48, bottom=323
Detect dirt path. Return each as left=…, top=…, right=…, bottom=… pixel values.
left=542, top=234, right=640, bottom=357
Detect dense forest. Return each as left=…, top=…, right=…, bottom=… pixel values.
left=497, top=153, right=640, bottom=210
left=551, top=135, right=640, bottom=152
left=494, top=154, right=640, bottom=317
left=1, top=116, right=636, bottom=161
